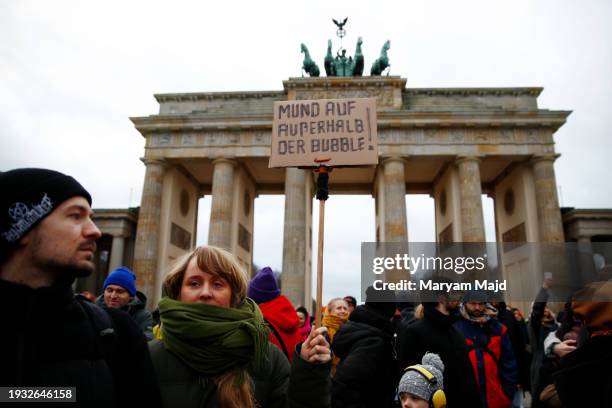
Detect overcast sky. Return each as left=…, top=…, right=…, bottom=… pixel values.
left=2, top=0, right=610, bottom=304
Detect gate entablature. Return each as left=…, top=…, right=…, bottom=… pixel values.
left=130, top=76, right=571, bottom=309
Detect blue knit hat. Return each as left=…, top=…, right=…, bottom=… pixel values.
left=248, top=266, right=280, bottom=304
left=103, top=266, right=136, bottom=297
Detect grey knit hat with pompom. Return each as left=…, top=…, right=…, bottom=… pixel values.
left=398, top=352, right=445, bottom=402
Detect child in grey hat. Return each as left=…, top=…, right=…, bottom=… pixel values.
left=398, top=352, right=446, bottom=408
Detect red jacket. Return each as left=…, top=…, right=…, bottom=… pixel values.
left=259, top=295, right=302, bottom=361
left=454, top=318, right=518, bottom=408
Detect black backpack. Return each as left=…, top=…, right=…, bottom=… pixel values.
left=74, top=294, right=119, bottom=361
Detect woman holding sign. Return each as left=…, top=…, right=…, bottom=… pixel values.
left=148, top=245, right=332, bottom=408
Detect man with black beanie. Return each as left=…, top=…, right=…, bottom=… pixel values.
left=0, top=168, right=161, bottom=408
left=331, top=287, right=399, bottom=408
left=397, top=281, right=483, bottom=407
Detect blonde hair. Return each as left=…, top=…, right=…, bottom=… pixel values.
left=326, top=297, right=349, bottom=315
left=163, top=245, right=254, bottom=408
left=164, top=245, right=248, bottom=307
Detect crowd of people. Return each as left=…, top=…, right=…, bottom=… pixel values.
left=1, top=168, right=611, bottom=407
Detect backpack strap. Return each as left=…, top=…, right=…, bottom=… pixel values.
left=75, top=294, right=118, bottom=361
left=264, top=318, right=289, bottom=359
left=464, top=321, right=506, bottom=367
left=466, top=341, right=500, bottom=365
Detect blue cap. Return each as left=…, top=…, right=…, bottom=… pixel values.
left=103, top=266, right=136, bottom=297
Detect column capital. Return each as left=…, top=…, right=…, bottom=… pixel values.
left=212, top=157, right=237, bottom=167
left=576, top=234, right=592, bottom=243
left=455, top=155, right=484, bottom=165
left=530, top=153, right=561, bottom=165
left=140, top=157, right=168, bottom=168
left=108, top=231, right=131, bottom=238
left=381, top=156, right=408, bottom=166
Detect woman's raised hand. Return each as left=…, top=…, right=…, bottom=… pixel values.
left=299, top=326, right=332, bottom=364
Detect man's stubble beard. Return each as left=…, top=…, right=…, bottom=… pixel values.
left=30, top=232, right=97, bottom=281
left=466, top=307, right=483, bottom=318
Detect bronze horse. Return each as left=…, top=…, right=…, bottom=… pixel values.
left=301, top=43, right=320, bottom=77
left=370, top=40, right=390, bottom=76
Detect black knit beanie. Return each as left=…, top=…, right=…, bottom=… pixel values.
left=365, top=285, right=397, bottom=318
left=0, top=168, right=92, bottom=247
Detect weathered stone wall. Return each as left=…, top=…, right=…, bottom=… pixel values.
left=130, top=77, right=571, bottom=309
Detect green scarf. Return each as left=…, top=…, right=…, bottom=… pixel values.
left=158, top=297, right=269, bottom=379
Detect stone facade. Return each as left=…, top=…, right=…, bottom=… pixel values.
left=129, top=76, right=572, bottom=309
left=76, top=208, right=138, bottom=296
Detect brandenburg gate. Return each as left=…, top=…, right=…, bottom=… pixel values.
left=130, top=76, right=570, bottom=309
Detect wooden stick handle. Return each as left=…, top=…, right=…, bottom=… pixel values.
left=315, top=198, right=326, bottom=328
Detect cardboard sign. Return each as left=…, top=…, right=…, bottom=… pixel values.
left=269, top=97, right=378, bottom=168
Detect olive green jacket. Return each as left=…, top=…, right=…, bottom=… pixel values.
left=149, top=340, right=331, bottom=408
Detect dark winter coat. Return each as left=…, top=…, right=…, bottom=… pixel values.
left=395, top=302, right=418, bottom=331
left=398, top=304, right=483, bottom=408
left=149, top=340, right=331, bottom=408
left=0, top=278, right=162, bottom=408
left=96, top=291, right=154, bottom=340
left=553, top=335, right=612, bottom=407
left=454, top=315, right=518, bottom=408
left=528, top=287, right=558, bottom=406
left=496, top=302, right=530, bottom=390
left=331, top=304, right=397, bottom=408
left=259, top=295, right=303, bottom=361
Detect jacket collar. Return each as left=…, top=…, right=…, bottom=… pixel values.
left=423, top=304, right=455, bottom=328
left=0, top=277, right=75, bottom=309
left=349, top=304, right=393, bottom=333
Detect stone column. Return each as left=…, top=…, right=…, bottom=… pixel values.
left=456, top=156, right=486, bottom=242
left=531, top=154, right=564, bottom=242
left=108, top=235, right=125, bottom=272
left=577, top=235, right=597, bottom=284
left=531, top=155, right=570, bottom=297
left=282, top=168, right=309, bottom=307
left=382, top=157, right=408, bottom=242
left=378, top=157, right=408, bottom=286
left=133, top=158, right=167, bottom=301
left=208, top=158, right=236, bottom=250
